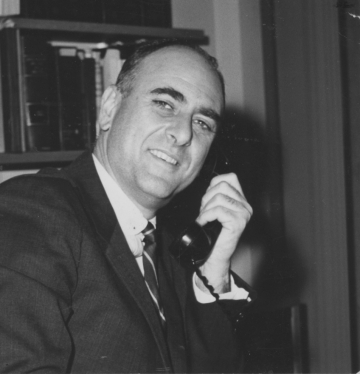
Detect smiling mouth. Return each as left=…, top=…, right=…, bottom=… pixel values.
left=150, top=150, right=178, bottom=165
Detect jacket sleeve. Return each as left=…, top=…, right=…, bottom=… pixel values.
left=0, top=176, right=81, bottom=373
left=160, top=225, right=256, bottom=373
left=185, top=268, right=255, bottom=373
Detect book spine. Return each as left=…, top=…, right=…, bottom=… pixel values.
left=21, top=34, right=60, bottom=152
left=102, top=0, right=142, bottom=25
left=53, top=47, right=84, bottom=151
left=19, top=0, right=50, bottom=19
left=0, top=35, right=4, bottom=153
left=142, top=0, right=172, bottom=28
left=20, top=0, right=102, bottom=22
left=93, top=50, right=103, bottom=127
left=17, top=31, right=27, bottom=152
left=78, top=50, right=97, bottom=150
left=0, top=28, right=23, bottom=152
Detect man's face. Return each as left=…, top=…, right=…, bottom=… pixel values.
left=100, top=47, right=224, bottom=211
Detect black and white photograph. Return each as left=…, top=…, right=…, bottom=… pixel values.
left=0, top=1, right=359, bottom=373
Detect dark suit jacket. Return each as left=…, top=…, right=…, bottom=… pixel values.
left=0, top=152, right=254, bottom=373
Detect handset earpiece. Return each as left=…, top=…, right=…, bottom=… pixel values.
left=168, top=220, right=222, bottom=267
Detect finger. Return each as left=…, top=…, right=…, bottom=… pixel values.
left=201, top=192, right=253, bottom=216
left=201, top=179, right=246, bottom=211
left=209, top=172, right=244, bottom=195
left=197, top=194, right=253, bottom=226
left=196, top=204, right=252, bottom=231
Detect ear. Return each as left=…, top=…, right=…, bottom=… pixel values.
left=97, top=85, right=121, bottom=133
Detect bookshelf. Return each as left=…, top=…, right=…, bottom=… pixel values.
left=0, top=17, right=207, bottom=42
left=0, top=150, right=82, bottom=167
left=0, top=17, right=207, bottom=169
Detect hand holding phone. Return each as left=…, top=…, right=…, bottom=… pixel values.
left=169, top=172, right=252, bottom=275
left=198, top=173, right=251, bottom=257
left=196, top=172, right=253, bottom=294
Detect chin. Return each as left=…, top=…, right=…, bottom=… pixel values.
left=139, top=176, right=181, bottom=201
left=145, top=185, right=176, bottom=201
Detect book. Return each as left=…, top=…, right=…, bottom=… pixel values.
left=21, top=34, right=60, bottom=151
left=78, top=50, right=97, bottom=150
left=0, top=27, right=25, bottom=152
left=19, top=0, right=50, bottom=19
left=52, top=0, right=102, bottom=23
left=53, top=47, right=84, bottom=150
left=19, top=0, right=172, bottom=27
left=102, top=0, right=142, bottom=25
left=93, top=50, right=103, bottom=124
left=50, top=41, right=104, bottom=148
left=142, top=0, right=172, bottom=28
left=102, top=0, right=172, bottom=27
left=0, top=28, right=61, bottom=152
left=20, top=0, right=102, bottom=22
left=0, top=39, right=4, bottom=153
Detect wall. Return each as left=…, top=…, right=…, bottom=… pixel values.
left=172, top=0, right=265, bottom=119
left=274, top=0, right=352, bottom=372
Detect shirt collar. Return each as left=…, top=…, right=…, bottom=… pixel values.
left=92, top=154, right=156, bottom=236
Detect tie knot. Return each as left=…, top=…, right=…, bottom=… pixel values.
left=142, top=221, right=156, bottom=247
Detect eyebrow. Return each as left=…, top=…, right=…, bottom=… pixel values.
left=198, top=107, right=222, bottom=125
left=150, top=87, right=186, bottom=103
left=150, top=86, right=222, bottom=126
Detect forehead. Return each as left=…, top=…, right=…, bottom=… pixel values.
left=132, top=47, right=224, bottom=110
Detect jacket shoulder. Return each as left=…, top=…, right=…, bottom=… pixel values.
left=0, top=169, right=84, bottom=301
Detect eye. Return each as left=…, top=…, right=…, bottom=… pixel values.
left=153, top=100, right=173, bottom=110
left=193, top=119, right=216, bottom=133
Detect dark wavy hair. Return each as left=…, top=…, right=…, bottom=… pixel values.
left=115, top=39, right=225, bottom=105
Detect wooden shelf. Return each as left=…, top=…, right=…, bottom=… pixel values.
left=0, top=151, right=83, bottom=167
left=0, top=17, right=208, bottom=44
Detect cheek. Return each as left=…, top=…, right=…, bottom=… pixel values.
left=108, top=121, right=135, bottom=153
left=190, top=140, right=212, bottom=169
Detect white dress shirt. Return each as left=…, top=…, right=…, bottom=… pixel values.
left=92, top=154, right=249, bottom=303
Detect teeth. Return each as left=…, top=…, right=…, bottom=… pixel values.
left=150, top=150, right=178, bottom=165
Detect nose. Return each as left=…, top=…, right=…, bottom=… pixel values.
left=165, top=116, right=192, bottom=146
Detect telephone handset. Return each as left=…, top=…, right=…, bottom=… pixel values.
left=168, top=219, right=222, bottom=267
left=166, top=142, right=231, bottom=267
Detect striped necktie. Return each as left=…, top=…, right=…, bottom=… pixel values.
left=142, top=221, right=166, bottom=328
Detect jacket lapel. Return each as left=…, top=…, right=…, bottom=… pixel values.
left=104, top=224, right=172, bottom=370
left=61, top=152, right=172, bottom=370
left=158, top=237, right=188, bottom=373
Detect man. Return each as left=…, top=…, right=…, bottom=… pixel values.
left=0, top=40, right=254, bottom=373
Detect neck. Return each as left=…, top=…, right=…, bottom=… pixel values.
left=93, top=146, right=165, bottom=220
left=123, top=188, right=169, bottom=220
left=131, top=198, right=158, bottom=220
